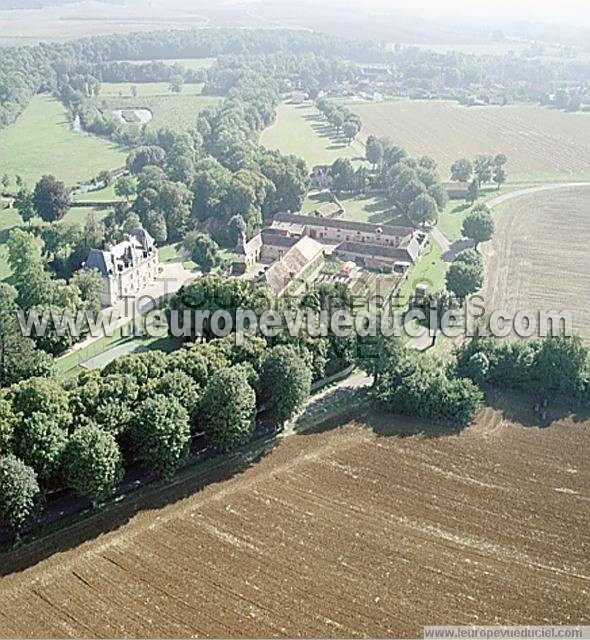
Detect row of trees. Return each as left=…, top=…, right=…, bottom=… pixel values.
left=363, top=135, right=448, bottom=226
left=316, top=98, right=362, bottom=142
left=456, top=334, right=590, bottom=400
left=450, top=154, right=508, bottom=194
left=0, top=306, right=316, bottom=537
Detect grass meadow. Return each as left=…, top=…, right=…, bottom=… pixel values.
left=0, top=95, right=127, bottom=188
left=260, top=102, right=359, bottom=168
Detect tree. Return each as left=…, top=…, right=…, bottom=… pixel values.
left=407, top=192, right=438, bottom=227
left=0, top=398, right=17, bottom=456
left=473, top=155, right=493, bottom=186
left=183, top=231, right=221, bottom=273
left=493, top=166, right=507, bottom=190
left=331, top=157, right=355, bottom=193
left=342, top=120, right=360, bottom=143
left=131, top=395, right=190, bottom=480
left=126, top=146, right=166, bottom=174
left=32, top=175, right=70, bottom=222
left=466, top=179, right=480, bottom=203
left=7, top=228, right=41, bottom=280
left=97, top=169, right=112, bottom=187
left=450, top=158, right=472, bottom=182
left=259, top=345, right=311, bottom=426
left=15, top=413, right=68, bottom=486
left=146, top=370, right=202, bottom=423
left=365, top=135, right=383, bottom=169
left=0, top=284, right=53, bottom=386
left=462, top=208, right=495, bottom=249
left=198, top=366, right=256, bottom=451
left=1, top=174, right=9, bottom=193
left=446, top=260, right=483, bottom=300
left=169, top=74, right=184, bottom=94
left=144, top=210, right=168, bottom=244
left=0, top=455, right=43, bottom=539
left=63, top=425, right=123, bottom=506
left=418, top=290, right=457, bottom=347
left=114, top=175, right=136, bottom=201
left=13, top=188, right=35, bottom=225
left=353, top=332, right=404, bottom=388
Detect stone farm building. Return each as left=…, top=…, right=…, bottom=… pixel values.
left=84, top=227, right=159, bottom=307
left=233, top=212, right=427, bottom=296
left=443, top=181, right=470, bottom=199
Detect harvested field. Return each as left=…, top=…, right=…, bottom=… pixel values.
left=347, top=100, right=590, bottom=182
left=1, top=399, right=589, bottom=638
left=483, top=185, right=590, bottom=341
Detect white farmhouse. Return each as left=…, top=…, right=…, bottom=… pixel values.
left=84, top=227, right=159, bottom=307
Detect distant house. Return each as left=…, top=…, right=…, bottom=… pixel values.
left=84, top=227, right=158, bottom=307
left=443, top=181, right=470, bottom=200
left=310, top=165, right=333, bottom=190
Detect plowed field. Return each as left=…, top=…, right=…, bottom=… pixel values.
left=483, top=185, right=590, bottom=340
left=348, top=100, right=590, bottom=182
left=1, top=400, right=589, bottom=637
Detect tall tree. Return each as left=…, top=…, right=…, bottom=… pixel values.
left=462, top=208, right=495, bottom=249
left=183, top=231, right=221, bottom=273
left=450, top=158, right=473, bottom=182
left=32, top=175, right=70, bottom=222
left=0, top=455, right=43, bottom=540
left=198, top=366, right=256, bottom=451
left=63, top=425, right=123, bottom=506
left=131, top=395, right=191, bottom=480
left=259, top=345, right=312, bottom=426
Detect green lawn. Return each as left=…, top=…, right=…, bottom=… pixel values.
left=394, top=240, right=447, bottom=309
left=302, top=191, right=407, bottom=226
left=0, top=95, right=127, bottom=188
left=56, top=326, right=180, bottom=381
left=99, top=82, right=205, bottom=97
left=260, top=103, right=359, bottom=168
left=92, top=92, right=220, bottom=132
left=72, top=184, right=118, bottom=202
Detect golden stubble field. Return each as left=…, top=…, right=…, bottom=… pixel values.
left=483, top=186, right=590, bottom=341
left=348, top=100, right=590, bottom=182
left=0, top=399, right=589, bottom=638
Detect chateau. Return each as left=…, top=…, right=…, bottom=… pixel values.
left=84, top=227, right=159, bottom=307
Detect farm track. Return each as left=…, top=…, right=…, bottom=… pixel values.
left=0, top=402, right=589, bottom=637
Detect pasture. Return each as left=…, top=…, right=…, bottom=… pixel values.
left=347, top=100, right=590, bottom=182
left=260, top=103, right=358, bottom=168
left=0, top=95, right=126, bottom=188
left=483, top=185, right=590, bottom=341
left=91, top=91, right=220, bottom=132
left=98, top=82, right=205, bottom=97
left=1, top=402, right=588, bottom=636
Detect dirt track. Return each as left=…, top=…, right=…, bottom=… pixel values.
left=0, top=397, right=589, bottom=638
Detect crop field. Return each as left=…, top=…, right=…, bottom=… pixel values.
left=0, top=95, right=126, bottom=187
left=346, top=100, right=590, bottom=182
left=483, top=186, right=590, bottom=341
left=1, top=400, right=588, bottom=637
left=260, top=103, right=358, bottom=168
